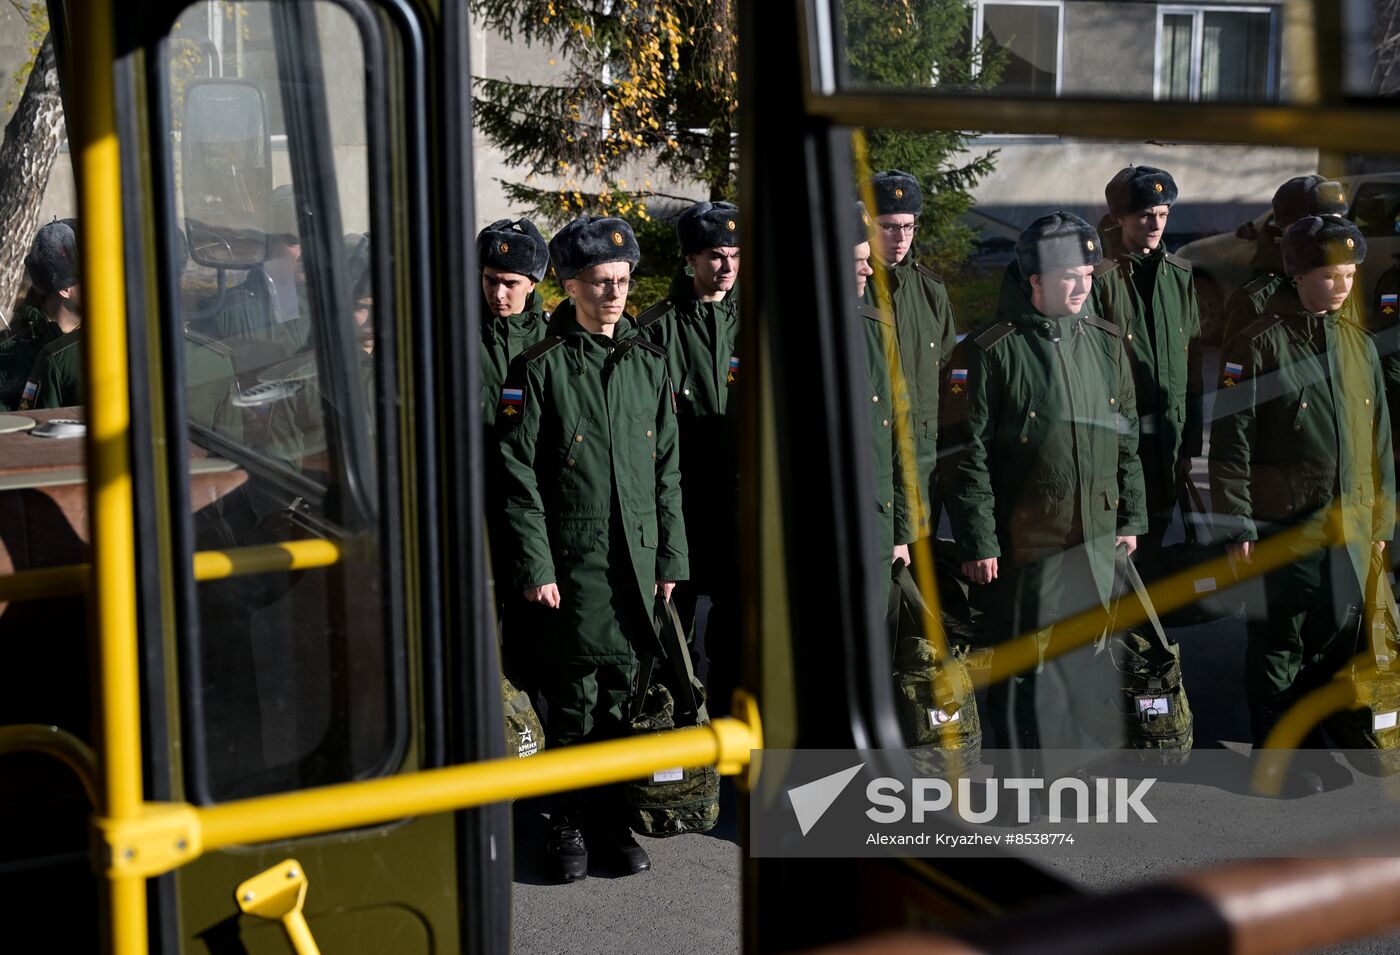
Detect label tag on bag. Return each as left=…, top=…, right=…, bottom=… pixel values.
left=1137, top=696, right=1171, bottom=718
left=653, top=768, right=684, bottom=783
left=1374, top=711, right=1398, bottom=732
left=928, top=708, right=961, bottom=728
left=1193, top=577, right=1218, bottom=594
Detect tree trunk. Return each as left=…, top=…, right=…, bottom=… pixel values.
left=0, top=33, right=64, bottom=319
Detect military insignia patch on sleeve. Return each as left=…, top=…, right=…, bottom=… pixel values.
left=498, top=386, right=525, bottom=419
left=18, top=378, right=37, bottom=410
left=727, top=356, right=739, bottom=384
left=949, top=368, right=968, bottom=395
left=1221, top=361, right=1243, bottom=387
left=1382, top=293, right=1397, bottom=315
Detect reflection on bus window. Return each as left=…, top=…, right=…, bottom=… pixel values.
left=165, top=0, right=399, bottom=802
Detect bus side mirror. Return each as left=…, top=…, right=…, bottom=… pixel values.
left=181, top=80, right=273, bottom=270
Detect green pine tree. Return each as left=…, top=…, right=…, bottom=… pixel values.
left=844, top=0, right=1004, bottom=271
left=470, top=0, right=737, bottom=226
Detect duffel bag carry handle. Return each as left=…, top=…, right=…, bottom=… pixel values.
left=1178, top=474, right=1220, bottom=546
left=1365, top=548, right=1399, bottom=672
left=1104, top=544, right=1174, bottom=659
left=889, top=561, right=967, bottom=710
left=654, top=594, right=706, bottom=723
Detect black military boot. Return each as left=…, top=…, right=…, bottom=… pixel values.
left=1249, top=747, right=1323, bottom=799
left=601, top=827, right=651, bottom=875
left=546, top=804, right=589, bottom=883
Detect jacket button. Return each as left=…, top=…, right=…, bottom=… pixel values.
left=683, top=388, right=691, bottom=395
left=1109, top=397, right=1117, bottom=405
left=646, top=429, right=653, bottom=437
left=1366, top=398, right=1372, bottom=405
left=929, top=342, right=936, bottom=349
left=1127, top=334, right=1133, bottom=341
left=886, top=501, right=893, bottom=509
left=872, top=395, right=880, bottom=403
left=1029, top=411, right=1036, bottom=418
left=568, top=457, right=576, bottom=465
left=1294, top=425, right=1302, bottom=432
left=561, top=548, right=570, bottom=556
left=882, top=419, right=890, bottom=427
left=1300, top=402, right=1307, bottom=409
left=1020, top=436, right=1029, bottom=444
left=1113, top=499, right=1120, bottom=508
left=575, top=434, right=584, bottom=442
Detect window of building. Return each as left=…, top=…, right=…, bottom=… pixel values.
left=971, top=1, right=1064, bottom=97
left=1156, top=6, right=1277, bottom=102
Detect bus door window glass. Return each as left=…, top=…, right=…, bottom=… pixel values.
left=165, top=0, right=402, bottom=803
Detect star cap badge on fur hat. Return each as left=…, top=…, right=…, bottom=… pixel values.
left=476, top=218, right=550, bottom=282
left=868, top=169, right=923, bottom=216
left=1016, top=211, right=1104, bottom=278
left=549, top=215, right=641, bottom=280
left=677, top=201, right=739, bottom=255
left=1281, top=215, right=1367, bottom=277
left=1105, top=165, right=1179, bottom=217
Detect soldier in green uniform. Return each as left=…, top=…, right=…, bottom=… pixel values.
left=0, top=220, right=74, bottom=409
left=637, top=200, right=740, bottom=710
left=1210, top=216, right=1395, bottom=795
left=478, top=217, right=550, bottom=425
left=1221, top=176, right=1349, bottom=346
left=854, top=201, right=920, bottom=565
left=864, top=170, right=957, bottom=537
left=942, top=212, right=1147, bottom=753
left=1091, top=165, right=1203, bottom=572
left=497, top=215, right=687, bottom=881
left=18, top=219, right=84, bottom=411
left=476, top=218, right=550, bottom=673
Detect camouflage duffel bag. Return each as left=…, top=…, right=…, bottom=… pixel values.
left=501, top=673, right=543, bottom=758
left=1100, top=552, right=1194, bottom=764
left=624, top=597, right=720, bottom=836
left=1325, top=550, right=1400, bottom=775
left=888, top=562, right=983, bottom=773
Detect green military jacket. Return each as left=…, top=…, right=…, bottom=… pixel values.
left=863, top=255, right=956, bottom=535
left=638, top=268, right=741, bottom=579
left=1221, top=226, right=1286, bottom=347
left=1090, top=221, right=1204, bottom=516
left=859, top=303, right=921, bottom=557
left=1209, top=290, right=1396, bottom=591
left=940, top=290, right=1148, bottom=609
left=0, top=300, right=62, bottom=410
left=480, top=289, right=549, bottom=427
left=1371, top=262, right=1400, bottom=467
left=497, top=305, right=688, bottom=664
left=19, top=329, right=82, bottom=410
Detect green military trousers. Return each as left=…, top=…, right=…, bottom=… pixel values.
left=1247, top=547, right=1362, bottom=745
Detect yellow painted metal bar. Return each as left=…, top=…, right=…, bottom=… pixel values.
left=0, top=541, right=345, bottom=607
left=236, top=860, right=322, bottom=955
left=192, top=539, right=343, bottom=581
left=0, top=563, right=90, bottom=603
left=0, top=724, right=100, bottom=806
left=70, top=2, right=146, bottom=952
left=196, top=717, right=760, bottom=852
left=1252, top=674, right=1364, bottom=796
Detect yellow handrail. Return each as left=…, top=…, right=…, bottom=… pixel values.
left=196, top=713, right=760, bottom=853
left=71, top=2, right=146, bottom=951
left=0, top=724, right=99, bottom=807
left=0, top=540, right=346, bottom=605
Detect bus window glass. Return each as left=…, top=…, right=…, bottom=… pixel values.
left=165, top=0, right=403, bottom=802
left=843, top=120, right=1400, bottom=862
left=835, top=0, right=1400, bottom=102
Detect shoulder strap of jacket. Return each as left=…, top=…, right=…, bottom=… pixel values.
left=1082, top=313, right=1121, bottom=336
left=971, top=320, right=1016, bottom=349
left=1243, top=273, right=1277, bottom=295
left=914, top=262, right=944, bottom=285
left=858, top=303, right=893, bottom=324
left=1163, top=250, right=1193, bottom=271
left=518, top=334, right=564, bottom=363
left=635, top=300, right=673, bottom=329
left=1239, top=314, right=1285, bottom=340
left=1093, top=259, right=1119, bottom=278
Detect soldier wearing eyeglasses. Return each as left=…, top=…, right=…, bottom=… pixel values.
left=636, top=201, right=741, bottom=712
left=497, top=215, right=688, bottom=882
left=864, top=169, right=957, bottom=539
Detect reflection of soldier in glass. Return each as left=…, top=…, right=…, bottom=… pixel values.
left=0, top=221, right=70, bottom=409
left=265, top=233, right=374, bottom=472
left=1210, top=216, right=1395, bottom=796
left=942, top=212, right=1146, bottom=753
left=18, top=219, right=84, bottom=411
